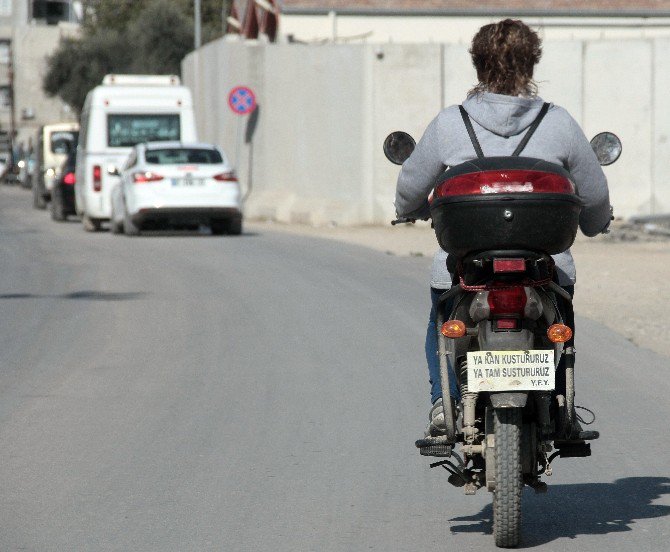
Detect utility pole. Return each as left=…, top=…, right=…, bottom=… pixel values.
left=8, top=39, right=15, bottom=169
left=194, top=0, right=201, bottom=49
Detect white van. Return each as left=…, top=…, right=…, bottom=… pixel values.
left=32, top=122, right=79, bottom=209
left=75, top=74, right=198, bottom=231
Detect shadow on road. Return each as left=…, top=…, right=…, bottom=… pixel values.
left=449, top=477, right=670, bottom=547
left=0, top=291, right=146, bottom=301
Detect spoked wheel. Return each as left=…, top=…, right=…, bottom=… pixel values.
left=493, top=407, right=523, bottom=548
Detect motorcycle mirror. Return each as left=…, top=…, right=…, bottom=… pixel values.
left=590, top=132, right=622, bottom=166
left=383, top=131, right=416, bottom=165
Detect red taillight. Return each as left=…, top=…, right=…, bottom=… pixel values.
left=493, top=258, right=526, bottom=273
left=132, top=172, right=164, bottom=183
left=434, top=170, right=575, bottom=198
left=63, top=172, right=76, bottom=185
left=93, top=165, right=102, bottom=192
left=213, top=171, right=238, bottom=182
left=487, top=287, right=527, bottom=315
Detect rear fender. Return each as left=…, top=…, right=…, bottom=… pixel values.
left=478, top=321, right=534, bottom=351
left=490, top=392, right=529, bottom=408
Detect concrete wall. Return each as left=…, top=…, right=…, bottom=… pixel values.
left=183, top=37, right=670, bottom=224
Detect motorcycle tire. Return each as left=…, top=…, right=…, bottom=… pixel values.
left=51, top=191, right=66, bottom=221
left=493, top=407, right=523, bottom=548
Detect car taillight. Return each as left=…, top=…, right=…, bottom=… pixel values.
left=93, top=165, right=102, bottom=192
left=132, top=172, right=164, bottom=183
left=213, top=171, right=238, bottom=182
left=434, top=169, right=575, bottom=198
left=63, top=172, right=76, bottom=185
left=487, top=287, right=527, bottom=315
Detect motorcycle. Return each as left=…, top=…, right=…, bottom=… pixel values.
left=384, top=130, right=621, bottom=548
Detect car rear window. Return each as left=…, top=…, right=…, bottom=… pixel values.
left=144, top=148, right=223, bottom=165
left=50, top=131, right=78, bottom=154
left=107, top=114, right=180, bottom=148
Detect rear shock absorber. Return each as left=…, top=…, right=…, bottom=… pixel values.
left=459, top=359, right=478, bottom=444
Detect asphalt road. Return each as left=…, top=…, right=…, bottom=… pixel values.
left=1, top=185, right=669, bottom=551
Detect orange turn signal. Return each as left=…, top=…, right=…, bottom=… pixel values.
left=441, top=320, right=467, bottom=338
left=547, top=323, right=573, bottom=343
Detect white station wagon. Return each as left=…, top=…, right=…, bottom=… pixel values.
left=110, top=142, right=242, bottom=236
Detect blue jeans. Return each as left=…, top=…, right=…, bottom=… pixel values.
left=425, top=285, right=575, bottom=404
left=426, top=287, right=459, bottom=404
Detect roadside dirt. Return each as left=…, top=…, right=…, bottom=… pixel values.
left=250, top=219, right=670, bottom=359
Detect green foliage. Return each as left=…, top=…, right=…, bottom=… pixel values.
left=43, top=30, right=133, bottom=112
left=128, top=0, right=194, bottom=74
left=43, top=0, right=232, bottom=113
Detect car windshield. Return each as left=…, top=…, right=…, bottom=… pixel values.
left=50, top=131, right=78, bottom=154
left=107, top=114, right=180, bottom=148
left=145, top=148, right=223, bottom=165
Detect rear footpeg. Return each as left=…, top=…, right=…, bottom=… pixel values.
left=554, top=442, right=592, bottom=458
left=415, top=437, right=452, bottom=457
left=578, top=430, right=599, bottom=441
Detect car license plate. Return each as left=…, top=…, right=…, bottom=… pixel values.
left=171, top=177, right=204, bottom=187
left=466, top=350, right=554, bottom=392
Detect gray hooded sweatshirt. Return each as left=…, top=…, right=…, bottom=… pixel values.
left=395, top=92, right=611, bottom=289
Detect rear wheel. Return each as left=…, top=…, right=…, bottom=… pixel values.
left=493, top=407, right=523, bottom=548
left=82, top=215, right=102, bottom=232
left=210, top=221, right=226, bottom=235
left=227, top=217, right=242, bottom=235
left=123, top=215, right=140, bottom=236
left=32, top=181, right=46, bottom=209
left=50, top=190, right=66, bottom=221
left=110, top=218, right=123, bottom=234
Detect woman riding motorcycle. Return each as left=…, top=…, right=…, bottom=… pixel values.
left=394, top=19, right=612, bottom=437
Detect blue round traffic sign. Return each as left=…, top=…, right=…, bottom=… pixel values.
left=228, top=86, right=257, bottom=115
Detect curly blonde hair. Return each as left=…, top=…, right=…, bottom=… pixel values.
left=469, top=19, right=542, bottom=97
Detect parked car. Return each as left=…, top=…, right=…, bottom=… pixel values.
left=17, top=151, right=35, bottom=190
left=32, top=123, right=79, bottom=209
left=50, top=149, right=77, bottom=221
left=109, top=141, right=242, bottom=236
left=0, top=151, right=9, bottom=181
left=76, top=74, right=197, bottom=232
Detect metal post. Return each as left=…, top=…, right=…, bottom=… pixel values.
left=194, top=0, right=202, bottom=49
left=8, top=39, right=16, bottom=172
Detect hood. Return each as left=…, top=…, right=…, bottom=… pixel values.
left=462, top=92, right=548, bottom=138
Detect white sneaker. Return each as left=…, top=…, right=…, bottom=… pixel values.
left=425, top=398, right=448, bottom=437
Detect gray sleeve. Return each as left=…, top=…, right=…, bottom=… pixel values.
left=394, top=114, right=447, bottom=219
left=566, top=115, right=612, bottom=236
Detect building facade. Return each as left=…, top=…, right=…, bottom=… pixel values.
left=0, top=0, right=80, bottom=157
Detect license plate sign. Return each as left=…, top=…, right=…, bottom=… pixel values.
left=171, top=177, right=204, bottom=187
left=466, top=350, right=555, bottom=392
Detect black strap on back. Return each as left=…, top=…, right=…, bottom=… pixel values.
left=459, top=102, right=550, bottom=159
left=511, top=102, right=550, bottom=156
left=459, top=105, right=484, bottom=159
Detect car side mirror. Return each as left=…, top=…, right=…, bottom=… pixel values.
left=590, top=132, right=622, bottom=166
left=107, top=165, right=120, bottom=176
left=383, top=131, right=416, bottom=165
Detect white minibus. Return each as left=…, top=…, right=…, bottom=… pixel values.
left=75, top=74, right=198, bottom=231
left=32, top=122, right=79, bottom=209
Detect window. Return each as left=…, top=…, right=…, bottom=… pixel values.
left=0, top=0, right=11, bottom=17
left=0, top=40, right=10, bottom=65
left=144, top=148, right=223, bottom=165
left=0, top=86, right=10, bottom=108
left=50, top=130, right=79, bottom=153
left=32, top=0, right=70, bottom=24
left=107, top=114, right=180, bottom=148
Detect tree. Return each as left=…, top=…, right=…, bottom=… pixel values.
left=43, top=30, right=133, bottom=112
left=43, top=0, right=231, bottom=113
left=128, top=0, right=193, bottom=75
